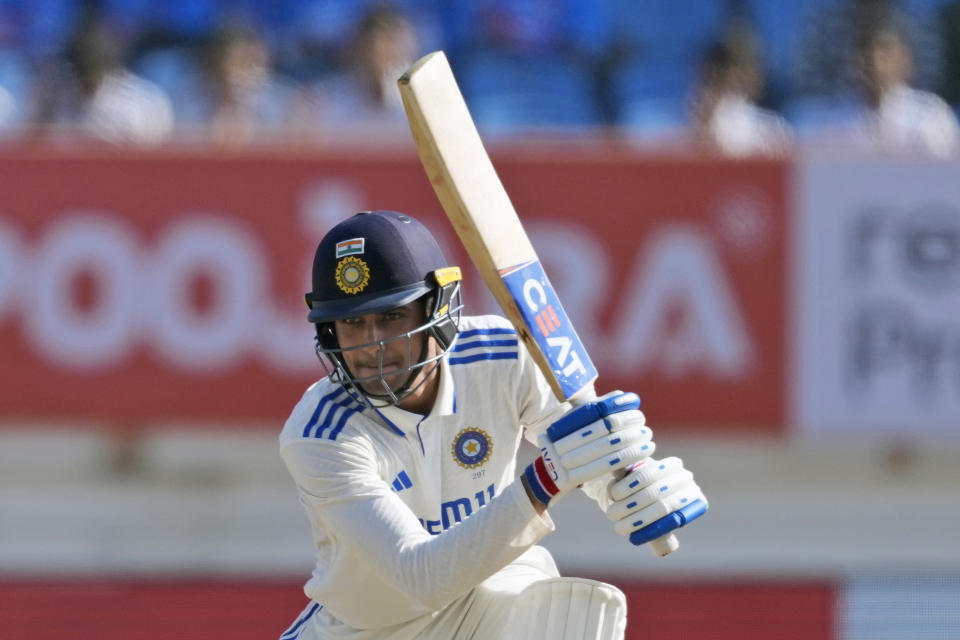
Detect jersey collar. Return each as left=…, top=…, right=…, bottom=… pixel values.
left=369, top=358, right=457, bottom=436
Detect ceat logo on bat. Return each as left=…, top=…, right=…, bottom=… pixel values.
left=500, top=260, right=598, bottom=398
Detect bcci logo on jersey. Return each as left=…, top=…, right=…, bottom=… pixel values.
left=451, top=428, right=492, bottom=469
left=500, top=260, right=598, bottom=398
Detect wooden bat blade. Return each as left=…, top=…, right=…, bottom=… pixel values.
left=398, top=51, right=598, bottom=402
left=399, top=50, right=681, bottom=557
left=398, top=52, right=536, bottom=266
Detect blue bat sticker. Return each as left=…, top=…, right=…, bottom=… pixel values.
left=500, top=260, right=598, bottom=399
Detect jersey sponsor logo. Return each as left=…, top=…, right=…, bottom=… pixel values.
left=451, top=427, right=492, bottom=469
left=334, top=256, right=370, bottom=295
left=335, top=237, right=365, bottom=258
left=440, top=497, right=472, bottom=530
left=500, top=260, right=598, bottom=397
left=420, top=483, right=496, bottom=534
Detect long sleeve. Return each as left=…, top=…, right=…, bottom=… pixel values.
left=281, top=435, right=554, bottom=628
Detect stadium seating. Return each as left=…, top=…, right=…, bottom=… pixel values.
left=455, top=50, right=603, bottom=134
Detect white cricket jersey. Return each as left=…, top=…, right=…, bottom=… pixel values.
left=279, top=314, right=574, bottom=631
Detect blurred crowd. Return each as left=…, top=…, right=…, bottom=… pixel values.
left=0, top=0, right=958, bottom=157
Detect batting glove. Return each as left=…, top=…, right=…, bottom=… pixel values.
left=523, top=391, right=654, bottom=509
left=604, top=456, right=708, bottom=545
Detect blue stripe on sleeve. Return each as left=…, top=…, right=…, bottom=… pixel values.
left=315, top=401, right=349, bottom=440
left=451, top=338, right=518, bottom=352
left=326, top=405, right=357, bottom=441
left=311, top=389, right=345, bottom=438
left=457, top=327, right=516, bottom=339
left=302, top=387, right=350, bottom=437
left=301, top=398, right=326, bottom=438
left=313, top=404, right=338, bottom=439
left=449, top=351, right=518, bottom=366
left=305, top=387, right=362, bottom=439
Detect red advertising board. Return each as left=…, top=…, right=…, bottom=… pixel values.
left=0, top=578, right=834, bottom=640
left=0, top=147, right=786, bottom=432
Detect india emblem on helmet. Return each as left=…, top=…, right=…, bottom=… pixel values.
left=335, top=256, right=370, bottom=295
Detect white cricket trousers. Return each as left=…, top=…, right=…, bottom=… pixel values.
left=281, top=546, right=627, bottom=640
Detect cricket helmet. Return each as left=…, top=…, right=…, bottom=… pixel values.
left=305, top=210, right=462, bottom=405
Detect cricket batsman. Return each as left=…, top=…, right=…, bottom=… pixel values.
left=278, top=210, right=706, bottom=639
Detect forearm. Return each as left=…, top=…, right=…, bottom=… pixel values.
left=316, top=479, right=554, bottom=611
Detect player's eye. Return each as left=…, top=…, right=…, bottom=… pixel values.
left=341, top=316, right=362, bottom=326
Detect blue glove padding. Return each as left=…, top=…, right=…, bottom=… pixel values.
left=546, top=391, right=640, bottom=441
left=629, top=499, right=709, bottom=545
left=525, top=391, right=651, bottom=508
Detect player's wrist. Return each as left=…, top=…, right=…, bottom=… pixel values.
left=523, top=457, right=559, bottom=509
left=520, top=467, right=550, bottom=514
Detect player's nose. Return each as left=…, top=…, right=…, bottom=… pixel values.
left=363, top=320, right=389, bottom=342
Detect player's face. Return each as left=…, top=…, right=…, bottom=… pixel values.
left=333, top=301, right=437, bottom=397
left=860, top=31, right=911, bottom=95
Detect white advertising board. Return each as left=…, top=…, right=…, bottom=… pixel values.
left=794, top=160, right=960, bottom=437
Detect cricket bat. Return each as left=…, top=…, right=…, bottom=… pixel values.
left=398, top=51, right=704, bottom=557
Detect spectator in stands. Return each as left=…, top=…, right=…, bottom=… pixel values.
left=176, top=24, right=310, bottom=144
left=844, top=17, right=959, bottom=157
left=281, top=0, right=377, bottom=81
left=793, top=0, right=943, bottom=100
left=34, top=11, right=174, bottom=144
left=444, top=0, right=609, bottom=60
left=308, top=6, right=420, bottom=138
left=690, top=24, right=792, bottom=157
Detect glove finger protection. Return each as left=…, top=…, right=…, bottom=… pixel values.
left=524, top=391, right=654, bottom=508
left=556, top=414, right=651, bottom=470
left=614, top=485, right=705, bottom=538
left=560, top=427, right=653, bottom=487
left=551, top=409, right=648, bottom=456
left=606, top=469, right=694, bottom=522
left=608, top=456, right=685, bottom=502
left=604, top=456, right=706, bottom=537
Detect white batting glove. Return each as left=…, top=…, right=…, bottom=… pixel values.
left=524, top=392, right=654, bottom=508
left=604, top=456, right=707, bottom=540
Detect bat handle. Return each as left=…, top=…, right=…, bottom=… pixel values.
left=570, top=388, right=680, bottom=558
left=650, top=534, right=680, bottom=557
